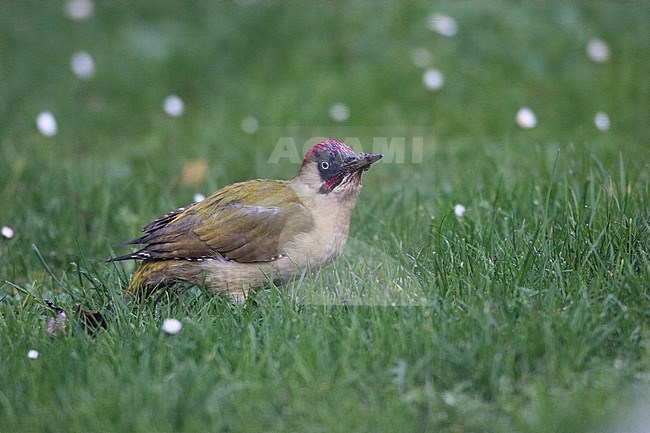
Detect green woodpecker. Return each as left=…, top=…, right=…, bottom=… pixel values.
left=109, top=139, right=382, bottom=301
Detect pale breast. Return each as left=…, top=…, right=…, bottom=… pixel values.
left=284, top=185, right=360, bottom=267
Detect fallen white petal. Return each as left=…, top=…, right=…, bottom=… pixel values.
left=37, top=111, right=58, bottom=137
left=164, top=95, right=184, bottom=117
left=1, top=226, right=14, bottom=239
left=162, top=318, right=182, bottom=335
left=329, top=103, right=350, bottom=122
left=454, top=204, right=466, bottom=218
left=594, top=111, right=610, bottom=131
left=587, top=38, right=609, bottom=63
left=241, top=116, right=259, bottom=134
left=65, top=0, right=94, bottom=21
left=71, top=51, right=95, bottom=79
left=423, top=68, right=444, bottom=91
left=428, top=13, right=458, bottom=37
left=442, top=392, right=457, bottom=405
left=515, top=107, right=537, bottom=129
left=27, top=349, right=39, bottom=359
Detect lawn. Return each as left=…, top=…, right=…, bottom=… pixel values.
left=1, top=1, right=649, bottom=432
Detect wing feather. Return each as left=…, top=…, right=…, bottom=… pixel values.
left=110, top=180, right=313, bottom=263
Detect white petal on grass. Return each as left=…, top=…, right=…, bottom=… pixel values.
left=71, top=51, right=95, bottom=79
left=37, top=111, right=58, bottom=137
left=594, top=111, right=610, bottom=131
left=193, top=193, right=206, bottom=203
left=411, top=47, right=432, bottom=67
left=515, top=107, right=537, bottom=129
left=162, top=318, right=182, bottom=335
left=428, top=13, right=458, bottom=37
left=1, top=226, right=14, bottom=239
left=442, top=392, right=457, bottom=406
left=27, top=349, right=39, bottom=359
left=65, top=0, right=94, bottom=21
left=587, top=38, right=610, bottom=63
left=163, top=95, right=184, bottom=117
left=454, top=204, right=466, bottom=218
left=423, top=68, right=444, bottom=91
left=241, top=116, right=259, bottom=134
left=329, top=103, right=350, bottom=122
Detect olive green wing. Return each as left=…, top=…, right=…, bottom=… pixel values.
left=110, top=180, right=314, bottom=263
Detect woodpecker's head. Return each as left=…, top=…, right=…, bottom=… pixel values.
left=296, top=140, right=382, bottom=194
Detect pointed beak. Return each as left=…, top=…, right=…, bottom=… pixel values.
left=345, top=153, right=383, bottom=173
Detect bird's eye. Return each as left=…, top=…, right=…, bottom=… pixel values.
left=320, top=161, right=330, bottom=170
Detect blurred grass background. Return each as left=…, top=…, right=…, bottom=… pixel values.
left=1, top=1, right=649, bottom=432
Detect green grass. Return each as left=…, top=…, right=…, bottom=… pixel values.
left=1, top=1, right=649, bottom=432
